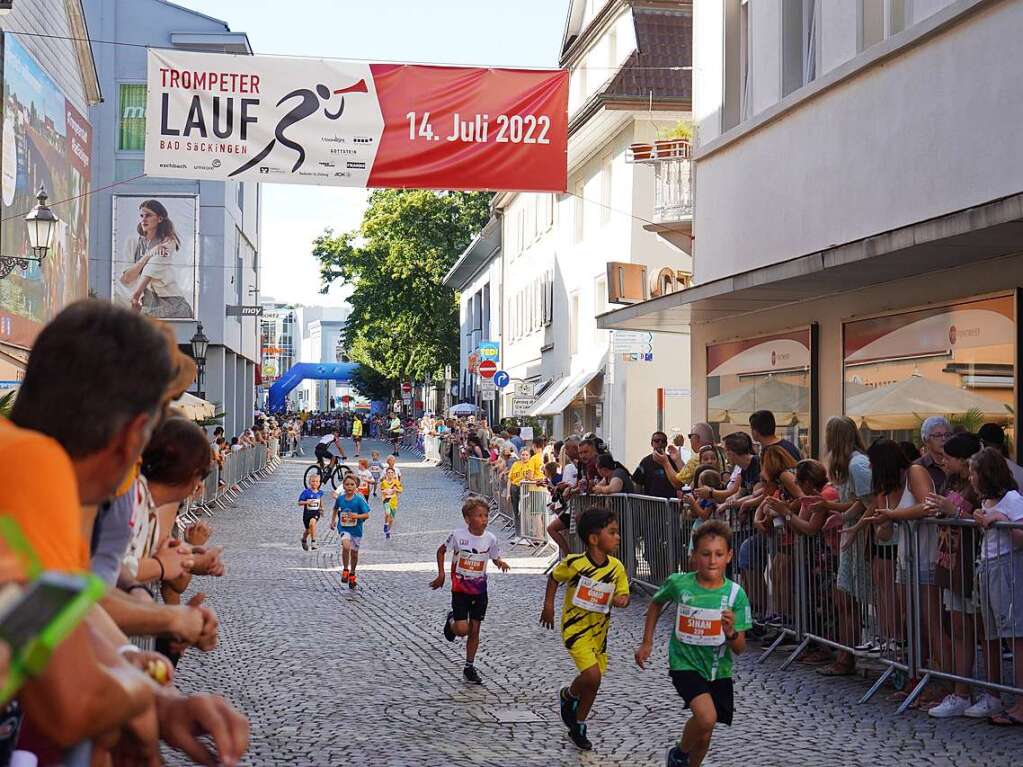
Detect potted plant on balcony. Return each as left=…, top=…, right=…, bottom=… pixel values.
left=629, top=141, right=654, bottom=161
left=655, top=120, right=693, bottom=159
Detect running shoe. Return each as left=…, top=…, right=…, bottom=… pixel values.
left=559, top=687, right=578, bottom=728
left=928, top=694, right=971, bottom=718
left=310, top=540, right=318, bottom=550
left=443, top=611, right=456, bottom=642
left=666, top=746, right=690, bottom=767
left=568, top=722, right=592, bottom=751
left=341, top=569, right=350, bottom=584
left=301, top=538, right=309, bottom=551
left=349, top=574, right=357, bottom=589
left=463, top=665, right=483, bottom=685
left=964, top=693, right=1004, bottom=718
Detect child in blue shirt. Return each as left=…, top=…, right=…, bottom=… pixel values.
left=298, top=472, right=325, bottom=551
left=329, top=473, right=371, bottom=589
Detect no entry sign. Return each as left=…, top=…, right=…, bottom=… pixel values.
left=478, top=360, right=497, bottom=379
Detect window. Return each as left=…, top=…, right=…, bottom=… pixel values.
left=843, top=296, right=1015, bottom=445
left=595, top=275, right=608, bottom=315
left=739, top=0, right=752, bottom=120
left=545, top=194, right=555, bottom=229
left=518, top=209, right=526, bottom=255
left=608, top=27, right=618, bottom=70
left=545, top=271, right=554, bottom=325
left=570, top=293, right=580, bottom=355
left=118, top=84, right=147, bottom=151
left=859, top=0, right=885, bottom=51
left=706, top=329, right=812, bottom=454
left=781, top=0, right=817, bottom=97
left=600, top=155, right=612, bottom=225
left=525, top=198, right=536, bottom=245
left=574, top=182, right=585, bottom=242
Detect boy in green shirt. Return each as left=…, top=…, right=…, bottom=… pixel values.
left=635, top=520, right=751, bottom=767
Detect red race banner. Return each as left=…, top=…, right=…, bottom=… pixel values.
left=145, top=49, right=567, bottom=193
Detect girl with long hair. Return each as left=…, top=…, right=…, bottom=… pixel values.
left=117, top=199, right=192, bottom=318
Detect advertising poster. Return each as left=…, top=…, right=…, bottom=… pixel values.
left=145, top=49, right=568, bottom=192
left=111, top=194, right=199, bottom=320
left=0, top=36, right=92, bottom=348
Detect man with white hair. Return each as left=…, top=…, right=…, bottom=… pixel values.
left=917, top=416, right=950, bottom=494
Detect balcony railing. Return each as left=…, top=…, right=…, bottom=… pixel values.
left=627, top=140, right=693, bottom=224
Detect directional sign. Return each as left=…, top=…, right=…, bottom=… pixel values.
left=226, top=305, right=265, bottom=317
left=493, top=370, right=510, bottom=388
left=512, top=397, right=537, bottom=416
left=612, top=330, right=653, bottom=354
left=479, top=360, right=497, bottom=379
left=514, top=381, right=535, bottom=397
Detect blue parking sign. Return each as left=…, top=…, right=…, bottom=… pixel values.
left=493, top=370, right=510, bottom=388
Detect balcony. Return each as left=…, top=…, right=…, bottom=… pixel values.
left=628, top=139, right=693, bottom=251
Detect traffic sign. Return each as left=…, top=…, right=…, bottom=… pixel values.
left=401, top=382, right=412, bottom=394
left=613, top=330, right=653, bottom=354
left=512, top=397, right=536, bottom=416
left=493, top=370, right=510, bottom=388
left=480, top=379, right=496, bottom=392
left=481, top=388, right=496, bottom=402
left=479, top=360, right=497, bottom=379
left=514, top=381, right=535, bottom=397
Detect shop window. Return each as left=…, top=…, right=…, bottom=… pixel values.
left=118, top=83, right=147, bottom=151
left=707, top=329, right=812, bottom=454
left=843, top=295, right=1015, bottom=446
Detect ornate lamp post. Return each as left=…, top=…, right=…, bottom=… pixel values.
left=189, top=322, right=209, bottom=399
left=0, top=187, right=59, bottom=280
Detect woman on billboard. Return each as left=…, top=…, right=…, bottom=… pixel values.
left=117, top=199, right=192, bottom=318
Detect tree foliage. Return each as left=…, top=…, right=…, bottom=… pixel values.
left=314, top=190, right=491, bottom=398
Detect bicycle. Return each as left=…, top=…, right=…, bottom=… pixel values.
left=304, top=456, right=352, bottom=490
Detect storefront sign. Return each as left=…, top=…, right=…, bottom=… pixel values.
left=478, top=340, right=500, bottom=363
left=707, top=330, right=811, bottom=377
left=145, top=49, right=568, bottom=192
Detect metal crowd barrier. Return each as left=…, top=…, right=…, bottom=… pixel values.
left=517, top=482, right=553, bottom=552
left=183, top=443, right=283, bottom=521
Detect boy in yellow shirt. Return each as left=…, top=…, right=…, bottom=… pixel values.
left=380, top=466, right=403, bottom=539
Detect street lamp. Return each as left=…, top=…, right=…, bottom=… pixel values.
left=190, top=322, right=209, bottom=398
left=0, top=187, right=59, bottom=280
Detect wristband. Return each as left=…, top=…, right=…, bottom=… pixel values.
left=117, top=643, right=141, bottom=657
left=156, top=557, right=166, bottom=581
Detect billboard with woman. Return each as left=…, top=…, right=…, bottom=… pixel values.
left=111, top=194, right=198, bottom=319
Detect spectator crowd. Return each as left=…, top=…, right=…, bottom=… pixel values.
left=423, top=408, right=1023, bottom=725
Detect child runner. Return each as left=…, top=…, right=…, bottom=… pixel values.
left=380, top=466, right=403, bottom=539
left=635, top=520, right=752, bottom=767
left=541, top=506, right=630, bottom=751
left=431, top=496, right=510, bottom=684
left=329, top=474, right=371, bottom=589
left=369, top=450, right=384, bottom=497
left=298, top=472, right=325, bottom=551
left=356, top=458, right=373, bottom=500
left=385, top=454, right=402, bottom=481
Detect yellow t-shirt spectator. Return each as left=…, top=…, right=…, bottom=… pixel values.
left=526, top=451, right=544, bottom=480
left=508, top=459, right=529, bottom=487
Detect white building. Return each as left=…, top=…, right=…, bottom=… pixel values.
left=601, top=0, right=1023, bottom=455
left=293, top=305, right=358, bottom=412
left=493, top=0, right=695, bottom=465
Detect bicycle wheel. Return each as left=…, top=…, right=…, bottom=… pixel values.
left=334, top=464, right=352, bottom=487
left=303, top=464, right=324, bottom=490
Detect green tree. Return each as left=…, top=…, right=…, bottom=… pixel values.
left=314, top=190, right=491, bottom=394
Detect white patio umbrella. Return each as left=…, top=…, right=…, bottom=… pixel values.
left=448, top=402, right=479, bottom=416
left=708, top=376, right=809, bottom=426
left=171, top=392, right=217, bottom=421
left=845, top=373, right=1012, bottom=430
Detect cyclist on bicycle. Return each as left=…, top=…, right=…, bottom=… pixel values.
left=315, top=429, right=348, bottom=470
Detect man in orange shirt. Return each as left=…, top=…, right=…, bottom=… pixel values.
left=2, top=301, right=248, bottom=765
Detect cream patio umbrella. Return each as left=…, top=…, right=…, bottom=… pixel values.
left=844, top=373, right=1012, bottom=430
left=170, top=392, right=217, bottom=421
left=707, top=376, right=809, bottom=426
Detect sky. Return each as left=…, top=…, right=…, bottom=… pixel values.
left=170, top=0, right=572, bottom=307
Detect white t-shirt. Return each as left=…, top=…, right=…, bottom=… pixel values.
left=982, top=490, right=1023, bottom=559
left=561, top=462, right=579, bottom=487
left=445, top=527, right=501, bottom=583
left=318, top=434, right=336, bottom=446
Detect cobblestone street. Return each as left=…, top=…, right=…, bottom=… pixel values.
left=172, top=439, right=1023, bottom=766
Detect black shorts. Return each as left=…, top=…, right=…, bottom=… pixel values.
left=303, top=509, right=321, bottom=529
left=314, top=443, right=332, bottom=460
left=670, top=670, right=735, bottom=726
left=557, top=510, right=572, bottom=529
left=451, top=591, right=488, bottom=622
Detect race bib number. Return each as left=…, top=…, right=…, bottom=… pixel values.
left=571, top=576, right=614, bottom=614
left=455, top=552, right=488, bottom=578
left=675, top=604, right=725, bottom=646
left=339, top=512, right=356, bottom=527
left=306, top=499, right=320, bottom=511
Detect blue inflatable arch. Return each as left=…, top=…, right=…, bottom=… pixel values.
left=267, top=362, right=360, bottom=413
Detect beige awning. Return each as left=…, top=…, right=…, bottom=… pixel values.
left=708, top=376, right=808, bottom=426
left=845, top=373, right=1012, bottom=430
left=535, top=363, right=604, bottom=416
left=170, top=392, right=217, bottom=421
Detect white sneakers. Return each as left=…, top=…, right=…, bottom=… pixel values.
left=927, top=694, right=971, bottom=718
left=964, top=693, right=1004, bottom=719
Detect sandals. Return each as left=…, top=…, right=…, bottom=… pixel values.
left=989, top=711, right=1023, bottom=727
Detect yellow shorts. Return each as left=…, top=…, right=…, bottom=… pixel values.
left=566, top=637, right=607, bottom=674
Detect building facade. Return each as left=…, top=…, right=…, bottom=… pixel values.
left=443, top=217, right=501, bottom=423
left=0, top=1, right=101, bottom=393
left=85, top=0, right=260, bottom=437
left=493, top=0, right=694, bottom=465
left=601, top=0, right=1023, bottom=455
left=293, top=304, right=355, bottom=413
left=257, top=297, right=297, bottom=410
